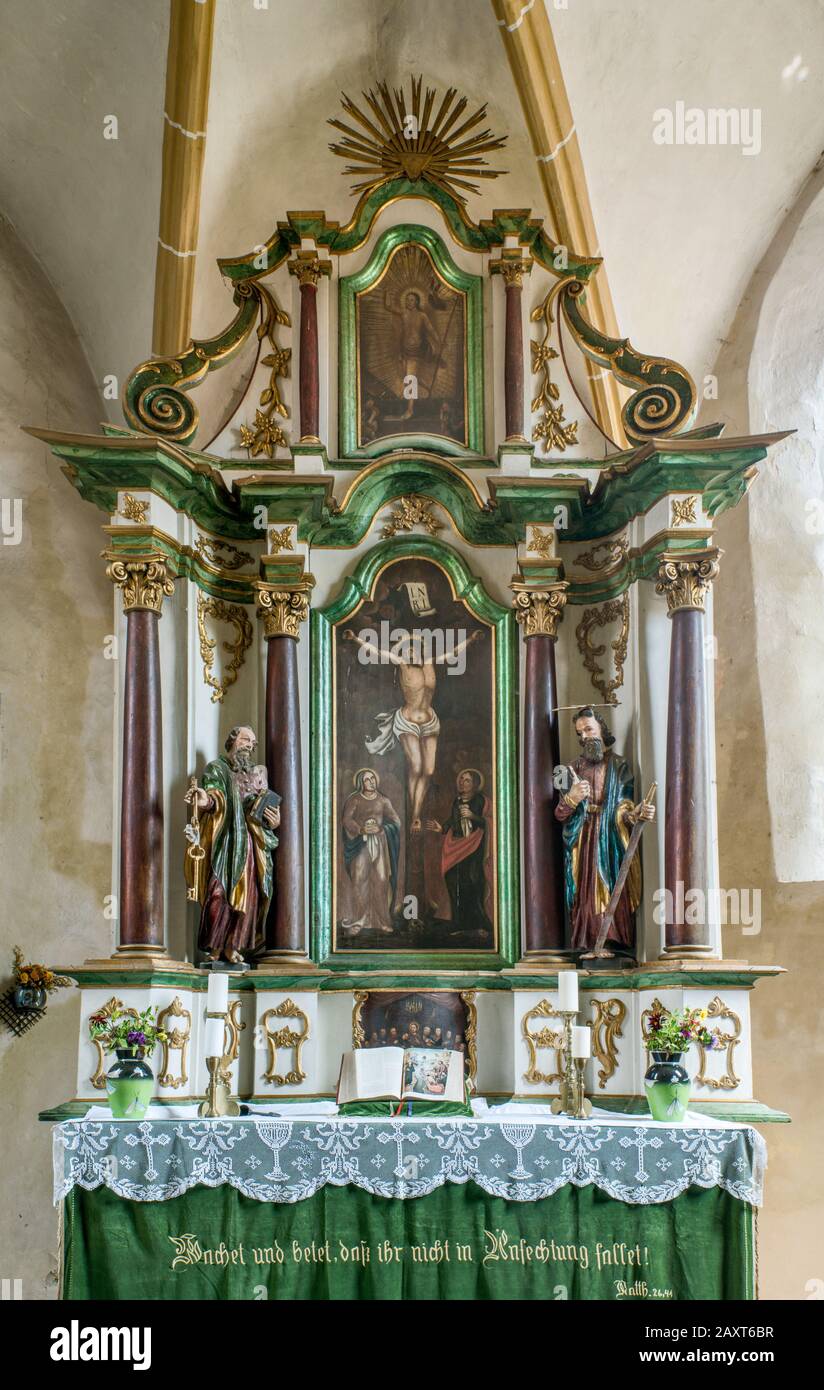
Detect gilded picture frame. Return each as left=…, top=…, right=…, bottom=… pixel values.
left=310, top=535, right=518, bottom=971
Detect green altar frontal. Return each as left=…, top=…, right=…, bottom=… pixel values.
left=55, top=1112, right=762, bottom=1301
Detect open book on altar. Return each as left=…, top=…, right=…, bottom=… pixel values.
left=337, top=1046, right=465, bottom=1105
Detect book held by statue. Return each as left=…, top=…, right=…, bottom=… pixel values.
left=337, top=1046, right=465, bottom=1105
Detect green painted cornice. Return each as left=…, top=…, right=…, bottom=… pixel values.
left=217, top=180, right=599, bottom=282
left=29, top=429, right=793, bottom=591
left=24, top=427, right=254, bottom=539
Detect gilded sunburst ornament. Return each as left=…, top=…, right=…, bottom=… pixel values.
left=328, top=76, right=508, bottom=204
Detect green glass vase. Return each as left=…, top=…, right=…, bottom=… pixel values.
left=106, top=1049, right=154, bottom=1119
left=644, top=1050, right=691, bottom=1123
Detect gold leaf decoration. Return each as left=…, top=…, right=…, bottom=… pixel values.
left=119, top=493, right=149, bottom=523
left=531, top=287, right=578, bottom=452
left=671, top=495, right=699, bottom=527
left=328, top=76, right=508, bottom=204
left=526, top=526, right=556, bottom=559
left=239, top=284, right=291, bottom=459
left=573, top=535, right=629, bottom=575
left=267, top=526, right=295, bottom=554
left=194, top=536, right=255, bottom=571
left=575, top=593, right=630, bottom=706
left=196, top=592, right=253, bottom=704
left=382, top=495, right=443, bottom=538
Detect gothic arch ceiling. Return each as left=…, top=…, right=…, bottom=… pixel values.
left=1, top=0, right=823, bottom=440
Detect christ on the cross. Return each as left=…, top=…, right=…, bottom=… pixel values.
left=342, top=627, right=484, bottom=832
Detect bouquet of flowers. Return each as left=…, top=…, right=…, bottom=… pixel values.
left=12, top=947, right=71, bottom=995
left=88, top=1004, right=167, bottom=1058
left=645, top=1005, right=719, bottom=1055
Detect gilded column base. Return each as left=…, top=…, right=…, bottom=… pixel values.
left=253, top=950, right=321, bottom=975
left=506, top=952, right=577, bottom=975
left=658, top=943, right=717, bottom=961
left=85, top=951, right=195, bottom=972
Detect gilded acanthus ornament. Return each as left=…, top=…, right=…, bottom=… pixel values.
left=288, top=255, right=329, bottom=289
left=261, top=998, right=310, bottom=1086
left=511, top=583, right=568, bottom=639
left=588, top=997, right=626, bottom=1089
left=573, top=535, right=629, bottom=574
left=382, top=495, right=443, bottom=538
left=494, top=258, right=531, bottom=289
left=694, top=996, right=741, bottom=1091
left=522, top=999, right=565, bottom=1087
left=196, top=592, right=254, bottom=704
left=104, top=552, right=176, bottom=613
left=656, top=551, right=722, bottom=615
left=575, top=593, right=630, bottom=706
left=119, top=493, right=150, bottom=524
left=671, top=495, right=699, bottom=527
left=194, top=535, right=255, bottom=571
left=254, top=579, right=315, bottom=638
left=530, top=285, right=579, bottom=453
left=267, top=525, right=295, bottom=554
left=526, top=525, right=556, bottom=560
left=239, top=283, right=291, bottom=459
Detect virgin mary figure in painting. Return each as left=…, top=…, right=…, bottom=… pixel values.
left=341, top=768, right=402, bottom=936
left=428, top=769, right=492, bottom=938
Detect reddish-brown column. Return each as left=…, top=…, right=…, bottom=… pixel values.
left=106, top=554, right=175, bottom=956
left=497, top=258, right=531, bottom=443
left=254, top=576, right=314, bottom=965
left=289, top=254, right=330, bottom=445
left=512, top=577, right=569, bottom=962
left=656, top=552, right=721, bottom=957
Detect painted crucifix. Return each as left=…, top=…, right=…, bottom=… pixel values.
left=342, top=622, right=484, bottom=832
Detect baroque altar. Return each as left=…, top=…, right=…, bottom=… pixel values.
left=32, top=80, right=788, bottom=1134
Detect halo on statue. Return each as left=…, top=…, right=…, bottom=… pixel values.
left=551, top=702, right=622, bottom=714
left=457, top=767, right=484, bottom=789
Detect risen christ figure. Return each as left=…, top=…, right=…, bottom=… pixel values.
left=343, top=627, right=483, bottom=832
left=384, top=289, right=441, bottom=419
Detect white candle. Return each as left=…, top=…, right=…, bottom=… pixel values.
left=207, top=971, right=229, bottom=1014
left=558, top=970, right=579, bottom=1013
left=572, top=1026, right=591, bottom=1059
left=204, top=1016, right=225, bottom=1059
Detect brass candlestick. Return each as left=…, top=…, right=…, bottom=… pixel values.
left=198, top=1010, right=240, bottom=1118
left=572, top=1057, right=593, bottom=1120
left=550, top=1011, right=577, bottom=1115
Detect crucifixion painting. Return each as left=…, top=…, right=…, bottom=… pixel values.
left=333, top=555, right=495, bottom=953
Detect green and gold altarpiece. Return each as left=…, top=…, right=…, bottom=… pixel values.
left=28, top=86, right=789, bottom=1129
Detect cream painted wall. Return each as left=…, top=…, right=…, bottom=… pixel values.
left=0, top=215, right=112, bottom=1297
left=706, top=159, right=824, bottom=1300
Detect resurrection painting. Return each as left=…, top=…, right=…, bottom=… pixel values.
left=356, top=242, right=468, bottom=447
left=331, top=554, right=497, bottom=954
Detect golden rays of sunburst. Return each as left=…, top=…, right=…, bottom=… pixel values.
left=328, top=75, right=508, bottom=204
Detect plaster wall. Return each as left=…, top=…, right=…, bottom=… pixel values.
left=0, top=215, right=112, bottom=1297
left=707, top=162, right=824, bottom=1301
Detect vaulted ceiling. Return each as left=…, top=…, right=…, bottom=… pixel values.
left=2, top=0, right=822, bottom=437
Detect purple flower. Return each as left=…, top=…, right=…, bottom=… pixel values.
left=126, top=1030, right=147, bottom=1047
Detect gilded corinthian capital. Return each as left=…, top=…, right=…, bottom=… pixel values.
left=491, top=257, right=532, bottom=289
left=253, top=577, right=315, bottom=639
left=288, top=254, right=332, bottom=289
left=511, top=582, right=569, bottom=638
left=655, top=549, right=723, bottom=616
left=104, top=551, right=176, bottom=613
